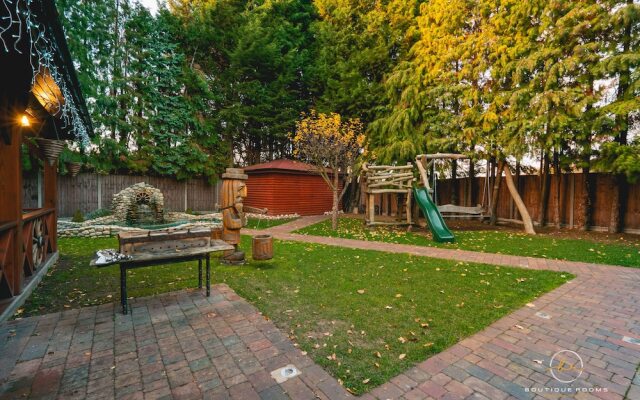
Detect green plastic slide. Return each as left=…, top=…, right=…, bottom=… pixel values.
left=413, top=187, right=455, bottom=243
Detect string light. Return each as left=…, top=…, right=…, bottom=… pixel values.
left=1, top=0, right=90, bottom=146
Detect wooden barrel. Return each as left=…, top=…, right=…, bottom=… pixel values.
left=252, top=234, right=273, bottom=261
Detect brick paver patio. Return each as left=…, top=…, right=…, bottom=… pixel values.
left=0, top=285, right=351, bottom=400
left=1, top=215, right=639, bottom=399
left=248, top=216, right=640, bottom=400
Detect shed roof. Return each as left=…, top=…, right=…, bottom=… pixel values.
left=245, top=159, right=321, bottom=174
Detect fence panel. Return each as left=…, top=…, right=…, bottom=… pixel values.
left=52, top=173, right=220, bottom=217
left=364, top=172, right=640, bottom=232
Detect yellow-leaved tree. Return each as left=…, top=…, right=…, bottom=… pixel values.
left=292, top=111, right=365, bottom=230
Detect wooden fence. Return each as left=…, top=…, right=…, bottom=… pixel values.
left=23, top=173, right=222, bottom=217
left=362, top=173, right=640, bottom=233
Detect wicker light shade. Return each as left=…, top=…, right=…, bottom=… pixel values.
left=32, top=68, right=65, bottom=116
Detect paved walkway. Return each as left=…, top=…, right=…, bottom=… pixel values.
left=1, top=215, right=639, bottom=400
left=0, top=286, right=351, bottom=400
left=245, top=216, right=640, bottom=400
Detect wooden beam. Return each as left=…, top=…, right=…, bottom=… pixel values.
left=0, top=126, right=24, bottom=295
left=43, top=161, right=58, bottom=252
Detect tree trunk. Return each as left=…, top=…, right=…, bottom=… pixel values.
left=451, top=159, right=458, bottom=205
left=579, top=167, right=593, bottom=231
left=331, top=168, right=339, bottom=230
left=539, top=153, right=551, bottom=226
left=512, top=161, right=521, bottom=220
left=609, top=174, right=627, bottom=233
left=609, top=0, right=632, bottom=233
left=489, top=160, right=504, bottom=226
left=553, top=149, right=562, bottom=229
left=468, top=160, right=476, bottom=207
left=504, top=163, right=535, bottom=234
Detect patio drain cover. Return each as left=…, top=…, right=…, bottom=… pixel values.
left=271, top=364, right=300, bottom=384
left=622, top=336, right=640, bottom=345
left=535, top=311, right=551, bottom=320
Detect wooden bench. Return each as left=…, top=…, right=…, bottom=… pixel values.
left=91, top=227, right=233, bottom=314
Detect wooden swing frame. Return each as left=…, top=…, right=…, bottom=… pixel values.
left=415, top=154, right=487, bottom=219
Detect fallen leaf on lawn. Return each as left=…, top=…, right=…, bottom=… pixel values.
left=395, top=294, right=402, bottom=298
left=362, top=378, right=370, bottom=384
left=399, top=354, right=406, bottom=360
left=398, top=337, right=407, bottom=344
left=423, top=342, right=434, bottom=347
left=456, top=302, right=464, bottom=308
left=374, top=362, right=380, bottom=368
left=327, top=353, right=337, bottom=361
left=421, top=323, right=429, bottom=328
left=348, top=348, right=352, bottom=354
left=374, top=351, right=382, bottom=358
left=385, top=306, right=393, bottom=309
left=357, top=289, right=365, bottom=294
left=439, top=290, right=445, bottom=294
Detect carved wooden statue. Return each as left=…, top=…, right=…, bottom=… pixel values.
left=220, top=168, right=248, bottom=264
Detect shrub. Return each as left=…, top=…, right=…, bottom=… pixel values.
left=71, top=210, right=85, bottom=223
left=85, top=208, right=112, bottom=220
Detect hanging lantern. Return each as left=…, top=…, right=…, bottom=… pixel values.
left=31, top=67, right=65, bottom=117
left=36, top=138, right=66, bottom=166
left=66, top=162, right=82, bottom=177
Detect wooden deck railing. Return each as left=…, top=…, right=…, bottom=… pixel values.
left=0, top=208, right=56, bottom=300
left=0, top=221, right=18, bottom=297
left=22, top=208, right=56, bottom=278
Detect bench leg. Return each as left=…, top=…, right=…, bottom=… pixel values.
left=198, top=258, right=203, bottom=289
left=206, top=254, right=211, bottom=297
left=120, top=265, right=128, bottom=315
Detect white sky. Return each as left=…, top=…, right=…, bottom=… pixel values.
left=139, top=0, right=159, bottom=14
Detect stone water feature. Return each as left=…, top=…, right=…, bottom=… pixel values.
left=112, top=183, right=165, bottom=225
left=56, top=181, right=297, bottom=239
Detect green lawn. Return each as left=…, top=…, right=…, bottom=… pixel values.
left=296, top=217, right=640, bottom=268
left=245, top=217, right=297, bottom=230
left=20, top=236, right=571, bottom=395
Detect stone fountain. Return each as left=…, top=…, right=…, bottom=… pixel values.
left=111, top=183, right=165, bottom=225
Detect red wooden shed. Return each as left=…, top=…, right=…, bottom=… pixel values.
left=244, top=159, right=342, bottom=216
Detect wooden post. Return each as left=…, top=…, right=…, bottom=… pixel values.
left=97, top=174, right=102, bottom=210
left=43, top=159, right=58, bottom=252
left=0, top=126, right=24, bottom=295
left=184, top=180, right=188, bottom=211
left=368, top=194, right=375, bottom=224
left=504, top=163, right=536, bottom=234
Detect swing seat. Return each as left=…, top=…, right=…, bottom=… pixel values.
left=437, top=204, right=485, bottom=218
